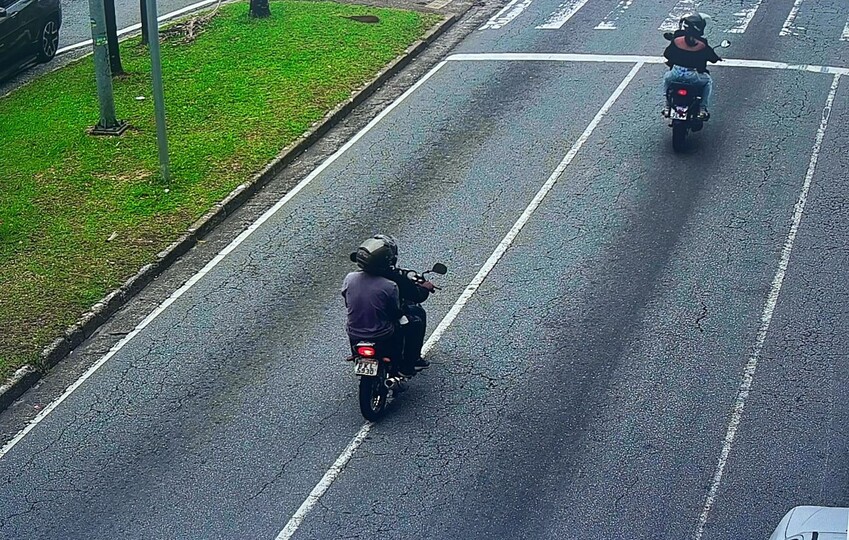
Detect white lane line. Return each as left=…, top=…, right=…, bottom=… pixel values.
left=779, top=0, right=805, bottom=37
left=727, top=0, right=763, bottom=34
left=480, top=0, right=533, bottom=30
left=56, top=0, right=219, bottom=55
left=0, top=60, right=450, bottom=461
left=659, top=0, right=699, bottom=32
left=426, top=0, right=453, bottom=9
left=274, top=62, right=646, bottom=540
left=595, top=0, right=634, bottom=31
left=536, top=0, right=591, bottom=30
left=841, top=16, right=849, bottom=41
left=444, top=52, right=849, bottom=76
left=693, top=73, right=841, bottom=540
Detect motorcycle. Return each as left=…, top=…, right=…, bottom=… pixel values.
left=664, top=38, right=730, bottom=152
left=347, top=262, right=447, bottom=421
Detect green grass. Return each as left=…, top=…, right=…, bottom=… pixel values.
left=0, top=1, right=441, bottom=378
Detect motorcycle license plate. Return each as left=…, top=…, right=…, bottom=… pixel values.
left=354, top=358, right=379, bottom=377
left=671, top=108, right=688, bottom=120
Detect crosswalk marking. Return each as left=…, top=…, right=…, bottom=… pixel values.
left=479, top=0, right=849, bottom=43
left=726, top=0, right=763, bottom=33
left=595, top=0, right=634, bottom=30
left=779, top=0, right=805, bottom=36
left=481, top=0, right=534, bottom=29
left=536, top=0, right=591, bottom=29
left=658, top=0, right=699, bottom=32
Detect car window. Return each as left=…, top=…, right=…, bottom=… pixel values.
left=0, top=0, right=15, bottom=9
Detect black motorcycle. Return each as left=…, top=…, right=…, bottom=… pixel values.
left=347, top=263, right=447, bottom=421
left=665, top=82, right=707, bottom=152
left=663, top=38, right=730, bottom=152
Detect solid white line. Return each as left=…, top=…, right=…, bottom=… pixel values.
left=426, top=0, right=453, bottom=9
left=594, top=0, right=634, bottom=31
left=779, top=0, right=805, bottom=37
left=444, top=52, right=849, bottom=76
left=659, top=0, right=699, bottom=32
left=449, top=52, right=663, bottom=64
left=274, top=425, right=373, bottom=539
left=273, top=61, right=645, bottom=540
left=480, top=0, right=532, bottom=30
left=727, top=0, right=763, bottom=34
left=693, top=73, right=841, bottom=540
left=536, top=0, right=591, bottom=30
left=0, top=60, right=450, bottom=462
left=56, top=0, right=220, bottom=55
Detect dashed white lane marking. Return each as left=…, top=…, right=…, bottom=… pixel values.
left=480, top=0, right=534, bottom=30
left=595, top=0, right=634, bottom=31
left=273, top=61, right=646, bottom=540
left=0, top=59, right=451, bottom=461
left=536, top=0, right=591, bottom=30
left=444, top=52, right=849, bottom=76
left=841, top=15, right=849, bottom=41
left=659, top=0, right=699, bottom=32
left=780, top=0, right=805, bottom=36
left=56, top=0, right=219, bottom=55
left=693, top=73, right=841, bottom=540
left=727, top=0, right=763, bottom=34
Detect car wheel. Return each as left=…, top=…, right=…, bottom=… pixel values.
left=36, top=18, right=60, bottom=62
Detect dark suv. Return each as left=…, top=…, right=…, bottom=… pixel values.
left=0, top=0, right=61, bottom=80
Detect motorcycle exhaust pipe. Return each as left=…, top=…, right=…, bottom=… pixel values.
left=384, top=376, right=406, bottom=391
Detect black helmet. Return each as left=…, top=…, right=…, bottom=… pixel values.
left=679, top=13, right=707, bottom=36
left=373, top=234, right=398, bottom=266
left=350, top=235, right=397, bottom=274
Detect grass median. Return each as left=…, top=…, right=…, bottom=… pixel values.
left=0, top=1, right=441, bottom=379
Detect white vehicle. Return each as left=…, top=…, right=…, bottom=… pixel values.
left=769, top=506, right=849, bottom=540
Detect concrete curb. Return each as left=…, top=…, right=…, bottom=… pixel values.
left=0, top=12, right=458, bottom=413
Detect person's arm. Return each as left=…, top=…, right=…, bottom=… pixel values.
left=393, top=268, right=431, bottom=303
left=705, top=45, right=721, bottom=63
left=388, top=283, right=403, bottom=319
left=663, top=43, right=677, bottom=68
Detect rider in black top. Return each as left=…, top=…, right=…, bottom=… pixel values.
left=662, top=13, right=722, bottom=119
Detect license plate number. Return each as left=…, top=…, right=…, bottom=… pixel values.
left=354, top=358, right=379, bottom=377
left=671, top=108, right=688, bottom=120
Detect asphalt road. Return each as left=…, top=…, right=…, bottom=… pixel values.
left=57, top=0, right=206, bottom=49
left=2, top=0, right=849, bottom=539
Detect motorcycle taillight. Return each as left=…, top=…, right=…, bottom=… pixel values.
left=357, top=346, right=376, bottom=357
left=676, top=88, right=688, bottom=96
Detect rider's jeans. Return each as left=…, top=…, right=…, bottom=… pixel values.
left=663, top=66, right=713, bottom=109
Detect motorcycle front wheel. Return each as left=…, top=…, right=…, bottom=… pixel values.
left=358, top=373, right=388, bottom=421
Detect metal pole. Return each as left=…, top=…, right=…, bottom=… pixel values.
left=144, top=0, right=170, bottom=182
left=88, top=0, right=126, bottom=135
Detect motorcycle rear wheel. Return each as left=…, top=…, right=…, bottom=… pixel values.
left=672, top=122, right=687, bottom=152
left=359, top=374, right=388, bottom=421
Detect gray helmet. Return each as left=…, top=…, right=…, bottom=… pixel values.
left=679, top=13, right=707, bottom=36
left=350, top=235, right=397, bottom=274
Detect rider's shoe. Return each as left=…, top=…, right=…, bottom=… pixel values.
left=413, top=357, right=431, bottom=371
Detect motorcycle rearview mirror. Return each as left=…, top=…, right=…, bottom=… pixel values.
left=349, top=252, right=357, bottom=263
left=719, top=39, right=731, bottom=48
left=431, top=263, right=448, bottom=275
